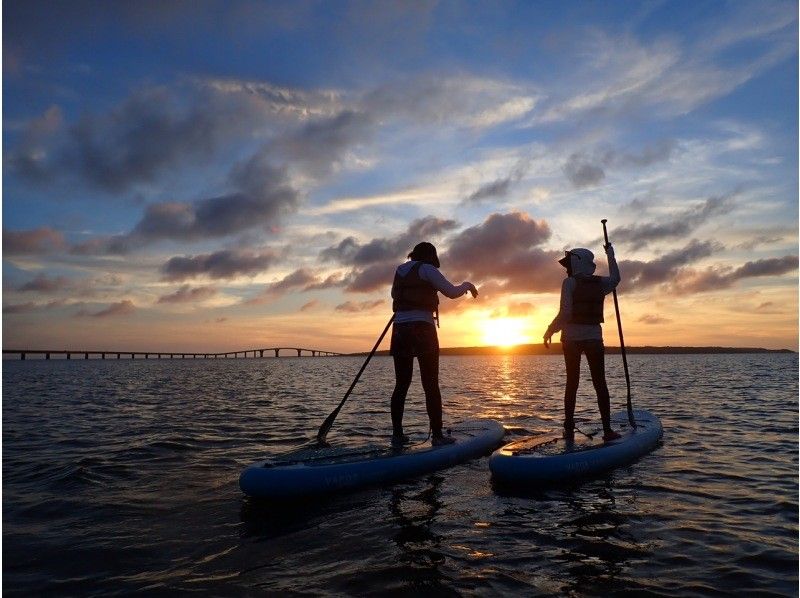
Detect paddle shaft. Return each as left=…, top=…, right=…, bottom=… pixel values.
left=601, top=219, right=636, bottom=428
left=316, top=315, right=395, bottom=444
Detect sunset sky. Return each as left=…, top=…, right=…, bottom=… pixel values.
left=3, top=0, right=798, bottom=353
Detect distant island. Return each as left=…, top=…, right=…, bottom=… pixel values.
left=353, top=344, right=795, bottom=356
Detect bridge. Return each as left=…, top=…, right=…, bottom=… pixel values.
left=2, top=347, right=343, bottom=360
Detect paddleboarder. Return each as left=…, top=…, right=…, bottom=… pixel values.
left=390, top=242, right=478, bottom=446
left=543, top=243, right=622, bottom=442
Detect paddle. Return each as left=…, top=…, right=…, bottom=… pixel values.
left=316, top=315, right=395, bottom=445
left=601, top=219, right=636, bottom=428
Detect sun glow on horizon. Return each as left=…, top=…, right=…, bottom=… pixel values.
left=480, top=317, right=530, bottom=348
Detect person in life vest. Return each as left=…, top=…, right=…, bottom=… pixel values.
left=390, top=242, right=478, bottom=446
left=543, top=243, right=622, bottom=442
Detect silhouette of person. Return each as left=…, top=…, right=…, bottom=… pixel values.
left=390, top=242, right=478, bottom=446
left=544, top=243, right=622, bottom=442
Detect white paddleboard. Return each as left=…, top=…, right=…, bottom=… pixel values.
left=240, top=419, right=505, bottom=499
left=489, top=410, right=662, bottom=485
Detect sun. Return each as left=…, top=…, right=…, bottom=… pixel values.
left=480, top=317, right=530, bottom=348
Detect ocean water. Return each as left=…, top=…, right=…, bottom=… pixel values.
left=3, top=353, right=798, bottom=596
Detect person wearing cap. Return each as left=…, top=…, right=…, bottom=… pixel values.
left=390, top=242, right=478, bottom=446
left=543, top=243, right=622, bottom=442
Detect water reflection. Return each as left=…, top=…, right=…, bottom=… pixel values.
left=388, top=475, right=455, bottom=595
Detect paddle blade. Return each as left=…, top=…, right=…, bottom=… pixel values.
left=316, top=407, right=340, bottom=445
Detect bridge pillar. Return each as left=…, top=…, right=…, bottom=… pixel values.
left=117, top=353, right=121, bottom=359
left=274, top=349, right=279, bottom=357
left=46, top=353, right=50, bottom=360
left=296, top=349, right=301, bottom=357
left=85, top=352, right=89, bottom=360
left=259, top=350, right=264, bottom=358
left=20, top=352, right=26, bottom=360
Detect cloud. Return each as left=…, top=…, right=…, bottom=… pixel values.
left=270, top=110, right=374, bottom=178
left=3, top=302, right=37, bottom=314
left=9, top=85, right=266, bottom=192
left=611, top=193, right=733, bottom=249
left=3, top=227, right=66, bottom=255
left=563, top=154, right=606, bottom=188
left=563, top=140, right=675, bottom=188
left=462, top=160, right=528, bottom=205
left=444, top=211, right=562, bottom=293
left=18, top=274, right=72, bottom=293
left=75, top=300, right=136, bottom=318
left=670, top=255, right=798, bottom=294
left=464, top=178, right=514, bottom=203
left=161, top=249, right=278, bottom=282
left=300, top=299, right=320, bottom=312
left=638, top=314, right=673, bottom=325
left=334, top=300, right=385, bottom=313
left=620, top=239, right=720, bottom=290
left=491, top=301, right=535, bottom=318
left=246, top=268, right=323, bottom=304
left=344, top=262, right=395, bottom=293
left=157, top=285, right=218, bottom=304
left=537, top=18, right=795, bottom=124
left=321, top=216, right=459, bottom=267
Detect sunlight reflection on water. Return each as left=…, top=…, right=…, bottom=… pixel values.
left=3, top=353, right=797, bottom=595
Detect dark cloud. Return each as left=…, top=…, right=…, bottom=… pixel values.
left=334, top=299, right=385, bottom=313
left=563, top=154, right=605, bottom=188
left=462, top=161, right=528, bottom=205
left=10, top=85, right=262, bottom=192
left=75, top=300, right=136, bottom=318
left=3, top=227, right=66, bottom=255
left=18, top=274, right=72, bottom=293
left=161, top=249, right=277, bottom=282
left=3, top=302, right=37, bottom=314
left=157, top=285, right=218, bottom=304
left=564, top=140, right=675, bottom=189
left=444, top=212, right=562, bottom=293
left=345, top=262, right=395, bottom=293
left=75, top=158, right=299, bottom=254
left=320, top=216, right=459, bottom=267
left=303, top=272, right=348, bottom=291
left=464, top=178, right=513, bottom=204
left=620, top=239, right=720, bottom=290
left=300, top=299, right=320, bottom=312
left=612, top=193, right=733, bottom=250
left=671, top=255, right=798, bottom=294
left=271, top=110, right=373, bottom=178
left=268, top=268, right=318, bottom=293
left=3, top=300, right=66, bottom=314
left=247, top=268, right=323, bottom=304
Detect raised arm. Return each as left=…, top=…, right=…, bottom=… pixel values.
left=602, top=243, right=621, bottom=294
left=420, top=264, right=477, bottom=299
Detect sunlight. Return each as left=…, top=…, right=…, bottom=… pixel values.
left=480, top=317, right=530, bottom=348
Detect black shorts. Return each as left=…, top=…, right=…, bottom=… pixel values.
left=390, top=321, right=439, bottom=358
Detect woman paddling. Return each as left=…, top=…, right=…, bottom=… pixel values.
left=390, top=242, right=478, bottom=446
left=543, top=243, right=622, bottom=442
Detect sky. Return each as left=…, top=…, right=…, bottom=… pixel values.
left=3, top=0, right=798, bottom=353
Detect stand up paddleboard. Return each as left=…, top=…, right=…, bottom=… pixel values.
left=489, top=410, right=662, bottom=485
left=240, top=419, right=505, bottom=499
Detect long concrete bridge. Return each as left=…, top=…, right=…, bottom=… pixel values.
left=2, top=347, right=343, bottom=360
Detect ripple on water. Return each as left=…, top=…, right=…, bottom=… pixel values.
left=2, top=353, right=797, bottom=595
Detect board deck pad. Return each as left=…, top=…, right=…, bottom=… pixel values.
left=489, top=410, right=662, bottom=484
left=241, top=419, right=505, bottom=498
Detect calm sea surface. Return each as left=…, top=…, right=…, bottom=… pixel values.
left=3, top=353, right=798, bottom=596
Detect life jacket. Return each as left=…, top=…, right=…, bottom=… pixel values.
left=570, top=275, right=605, bottom=325
left=391, top=262, right=439, bottom=313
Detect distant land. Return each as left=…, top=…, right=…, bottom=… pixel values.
left=354, top=344, right=796, bottom=356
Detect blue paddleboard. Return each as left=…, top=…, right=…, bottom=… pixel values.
left=240, top=418, right=505, bottom=499
left=489, top=410, right=662, bottom=485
